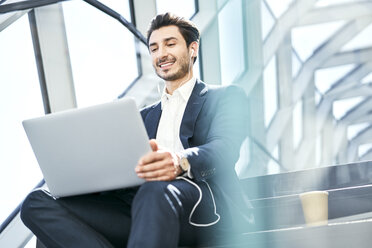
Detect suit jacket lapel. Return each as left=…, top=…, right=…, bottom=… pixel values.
left=180, top=80, right=208, bottom=149
left=144, top=102, right=162, bottom=139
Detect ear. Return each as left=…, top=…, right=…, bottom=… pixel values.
left=189, top=41, right=199, bottom=58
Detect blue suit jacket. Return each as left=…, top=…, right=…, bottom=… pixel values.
left=140, top=80, right=253, bottom=228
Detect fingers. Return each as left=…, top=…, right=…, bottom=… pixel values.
left=138, top=150, right=170, bottom=166
left=138, top=167, right=177, bottom=181
left=135, top=150, right=181, bottom=181
left=137, top=158, right=173, bottom=173
left=149, top=139, right=158, bottom=152
left=136, top=162, right=176, bottom=181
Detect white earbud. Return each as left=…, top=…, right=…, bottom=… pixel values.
left=190, top=49, right=194, bottom=57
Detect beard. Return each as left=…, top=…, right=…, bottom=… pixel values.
left=155, top=55, right=190, bottom=81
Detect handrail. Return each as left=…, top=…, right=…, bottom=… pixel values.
left=0, top=0, right=69, bottom=13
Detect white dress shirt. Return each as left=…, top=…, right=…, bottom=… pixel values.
left=156, top=77, right=196, bottom=155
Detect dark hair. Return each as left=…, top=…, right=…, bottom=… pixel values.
left=147, top=12, right=200, bottom=49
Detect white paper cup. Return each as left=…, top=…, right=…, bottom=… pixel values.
left=299, top=191, right=329, bottom=226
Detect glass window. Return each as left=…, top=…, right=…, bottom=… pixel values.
left=218, top=0, right=245, bottom=85
left=314, top=64, right=355, bottom=94
left=24, top=236, right=36, bottom=248
left=193, top=55, right=201, bottom=80
left=291, top=21, right=345, bottom=61
left=156, top=0, right=197, bottom=19
left=0, top=15, right=44, bottom=224
left=341, top=23, right=372, bottom=51
left=332, top=96, right=364, bottom=120
left=265, top=0, right=293, bottom=18
left=358, top=143, right=372, bottom=158
left=263, top=55, right=278, bottom=127
left=292, top=49, right=302, bottom=78
left=347, top=122, right=369, bottom=140
left=315, top=90, right=322, bottom=106
left=293, top=99, right=303, bottom=149
left=62, top=0, right=139, bottom=108
left=261, top=0, right=275, bottom=41
left=97, top=0, right=132, bottom=18
left=267, top=145, right=280, bottom=174
left=361, top=72, right=372, bottom=84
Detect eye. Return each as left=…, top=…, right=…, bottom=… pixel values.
left=150, top=47, right=158, bottom=53
left=167, top=43, right=175, bottom=47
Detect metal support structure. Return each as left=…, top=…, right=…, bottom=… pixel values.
left=277, top=34, right=294, bottom=170
left=322, top=48, right=372, bottom=68
left=327, top=62, right=372, bottom=98
left=342, top=98, right=372, bottom=124
left=263, top=0, right=317, bottom=66
left=294, top=79, right=317, bottom=169
left=237, top=0, right=263, bottom=95
left=0, top=0, right=69, bottom=14
left=293, top=16, right=372, bottom=104
left=0, top=10, right=27, bottom=31
left=31, top=3, right=76, bottom=112
left=298, top=2, right=372, bottom=26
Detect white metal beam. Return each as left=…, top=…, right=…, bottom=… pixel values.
left=272, top=34, right=294, bottom=169
left=347, top=126, right=372, bottom=161
left=360, top=148, right=372, bottom=161
left=321, top=48, right=372, bottom=68
left=32, top=3, right=76, bottom=112
left=326, top=62, right=372, bottom=98
left=345, top=112, right=372, bottom=125
left=237, top=0, right=263, bottom=95
left=329, top=84, right=372, bottom=100
left=263, top=0, right=317, bottom=66
left=0, top=10, right=27, bottom=31
left=132, top=0, right=156, bottom=37
left=352, top=126, right=372, bottom=145
left=294, top=81, right=318, bottom=169
left=342, top=98, right=372, bottom=124
left=298, top=2, right=372, bottom=26
left=292, top=16, right=372, bottom=104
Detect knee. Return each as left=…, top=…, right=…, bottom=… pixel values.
left=134, top=181, right=168, bottom=200
left=133, top=182, right=172, bottom=209
left=132, top=181, right=182, bottom=218
left=20, top=189, right=52, bottom=225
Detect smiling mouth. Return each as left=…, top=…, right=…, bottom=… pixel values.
left=159, top=62, right=174, bottom=68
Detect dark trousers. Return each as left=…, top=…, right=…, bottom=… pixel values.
left=21, top=180, right=227, bottom=248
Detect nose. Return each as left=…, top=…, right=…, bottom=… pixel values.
left=157, top=46, right=168, bottom=60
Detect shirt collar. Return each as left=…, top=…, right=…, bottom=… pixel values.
left=160, top=77, right=196, bottom=109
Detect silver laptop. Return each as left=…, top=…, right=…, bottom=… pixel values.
left=23, top=97, right=151, bottom=198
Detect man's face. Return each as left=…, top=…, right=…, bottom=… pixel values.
left=148, top=25, right=192, bottom=83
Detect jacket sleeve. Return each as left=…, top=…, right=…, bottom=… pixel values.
left=180, top=85, right=249, bottom=181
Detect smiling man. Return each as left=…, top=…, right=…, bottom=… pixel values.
left=21, top=13, right=253, bottom=248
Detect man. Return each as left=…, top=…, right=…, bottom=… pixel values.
left=21, top=13, right=253, bottom=247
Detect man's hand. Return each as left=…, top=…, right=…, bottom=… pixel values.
left=135, top=139, right=183, bottom=181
